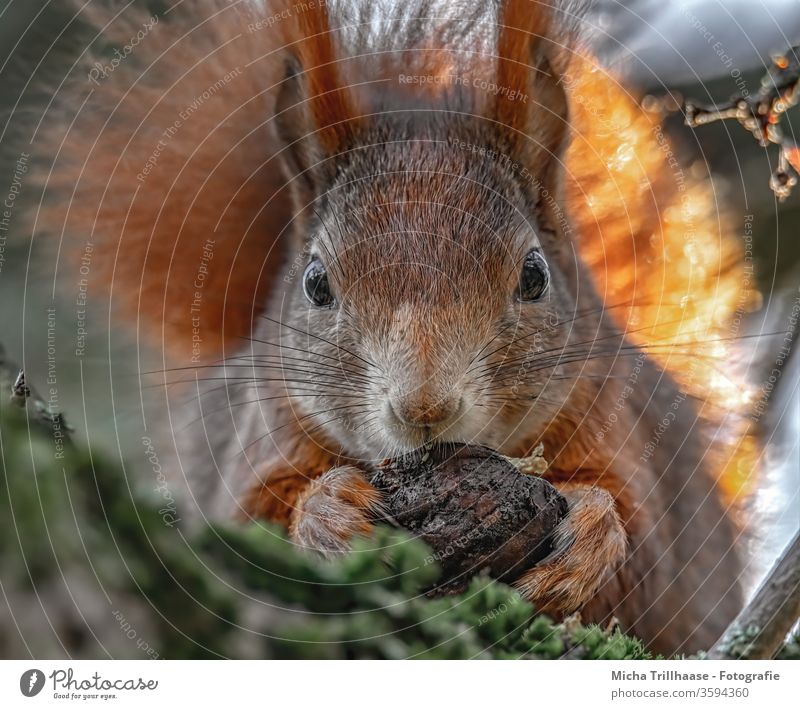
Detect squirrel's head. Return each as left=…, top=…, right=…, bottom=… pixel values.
left=261, top=0, right=596, bottom=458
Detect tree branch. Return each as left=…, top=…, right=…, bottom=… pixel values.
left=708, top=530, right=800, bottom=659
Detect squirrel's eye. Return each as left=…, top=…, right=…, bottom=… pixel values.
left=516, top=248, right=550, bottom=302
left=303, top=258, right=335, bottom=307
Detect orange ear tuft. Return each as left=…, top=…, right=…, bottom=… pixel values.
left=494, top=0, right=556, bottom=136
left=292, top=3, right=359, bottom=154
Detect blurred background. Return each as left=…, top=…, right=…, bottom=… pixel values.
left=0, top=0, right=797, bottom=647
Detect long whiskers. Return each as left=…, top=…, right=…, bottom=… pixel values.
left=257, top=313, right=375, bottom=369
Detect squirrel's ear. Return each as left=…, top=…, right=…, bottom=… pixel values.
left=274, top=58, right=321, bottom=193
left=274, top=4, right=359, bottom=198
left=494, top=0, right=579, bottom=170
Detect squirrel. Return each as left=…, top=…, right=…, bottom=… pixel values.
left=31, top=0, right=760, bottom=655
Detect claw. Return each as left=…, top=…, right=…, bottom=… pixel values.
left=290, top=466, right=380, bottom=554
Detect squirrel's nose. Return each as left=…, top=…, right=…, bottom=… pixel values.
left=389, top=393, right=463, bottom=428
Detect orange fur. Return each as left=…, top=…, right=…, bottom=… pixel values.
left=516, top=484, right=628, bottom=615
left=34, top=3, right=292, bottom=362
left=495, top=0, right=555, bottom=134
left=241, top=439, right=337, bottom=524
left=290, top=0, right=361, bottom=154
left=290, top=467, right=383, bottom=553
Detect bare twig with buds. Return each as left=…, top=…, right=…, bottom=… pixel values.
left=684, top=46, right=800, bottom=200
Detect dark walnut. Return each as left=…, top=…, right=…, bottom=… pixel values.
left=369, top=444, right=568, bottom=595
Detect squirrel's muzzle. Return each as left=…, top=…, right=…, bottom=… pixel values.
left=388, top=391, right=463, bottom=428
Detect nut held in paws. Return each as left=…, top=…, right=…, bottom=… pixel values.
left=369, top=443, right=568, bottom=595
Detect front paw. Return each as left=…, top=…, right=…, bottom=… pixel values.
left=515, top=487, right=627, bottom=613
left=289, top=466, right=383, bottom=554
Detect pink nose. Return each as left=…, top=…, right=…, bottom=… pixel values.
left=390, top=395, right=462, bottom=427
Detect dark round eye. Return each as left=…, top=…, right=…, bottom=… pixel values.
left=517, top=249, right=550, bottom=302
left=302, top=258, right=335, bottom=307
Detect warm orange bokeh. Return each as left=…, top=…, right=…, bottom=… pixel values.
left=564, top=57, right=759, bottom=501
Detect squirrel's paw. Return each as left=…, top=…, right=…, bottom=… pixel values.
left=514, top=487, right=627, bottom=613
left=289, top=466, right=382, bottom=555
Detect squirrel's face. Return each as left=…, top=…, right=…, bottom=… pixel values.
left=262, top=0, right=580, bottom=459
left=275, top=136, right=582, bottom=459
